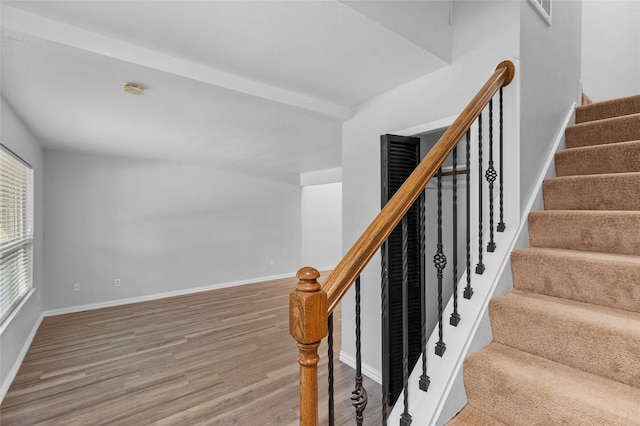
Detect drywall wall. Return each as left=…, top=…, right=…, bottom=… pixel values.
left=43, top=150, right=302, bottom=311
left=0, top=97, right=44, bottom=400
left=519, top=0, right=582, bottom=214
left=301, top=182, right=342, bottom=270
left=582, top=0, right=640, bottom=101
left=340, top=0, right=520, bottom=376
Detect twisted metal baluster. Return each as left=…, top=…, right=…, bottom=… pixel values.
left=380, top=242, right=389, bottom=421
left=434, top=168, right=447, bottom=357
left=497, top=88, right=506, bottom=232
left=486, top=100, right=497, bottom=253
left=418, top=192, right=430, bottom=392
left=476, top=113, right=486, bottom=275
left=328, top=313, right=335, bottom=426
left=464, top=131, right=474, bottom=299
left=400, top=216, right=412, bottom=426
left=450, top=148, right=460, bottom=326
left=352, top=277, right=367, bottom=426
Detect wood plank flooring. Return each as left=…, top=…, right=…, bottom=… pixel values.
left=1, top=273, right=382, bottom=425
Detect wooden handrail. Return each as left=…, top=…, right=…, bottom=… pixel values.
left=322, top=60, right=514, bottom=313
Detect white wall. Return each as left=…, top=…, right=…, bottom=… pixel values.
left=43, top=150, right=302, bottom=311
left=582, top=0, right=640, bottom=101
left=0, top=97, right=45, bottom=399
left=520, top=0, right=582, bottom=213
left=341, top=0, right=520, bottom=375
left=301, top=182, right=342, bottom=270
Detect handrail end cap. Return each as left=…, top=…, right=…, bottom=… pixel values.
left=496, top=60, right=515, bottom=86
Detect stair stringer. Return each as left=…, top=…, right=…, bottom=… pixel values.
left=388, top=102, right=576, bottom=426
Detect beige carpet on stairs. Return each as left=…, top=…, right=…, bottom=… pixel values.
left=448, top=94, right=640, bottom=425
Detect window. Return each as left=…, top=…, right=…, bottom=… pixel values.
left=528, top=0, right=552, bottom=26
left=1, top=144, right=34, bottom=325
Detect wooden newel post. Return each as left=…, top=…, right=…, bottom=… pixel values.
left=289, top=267, right=328, bottom=426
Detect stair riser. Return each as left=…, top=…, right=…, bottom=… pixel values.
left=543, top=174, right=640, bottom=211
left=511, top=249, right=640, bottom=314
left=565, top=113, right=640, bottom=148
left=528, top=211, right=640, bottom=256
left=463, top=344, right=640, bottom=426
left=555, top=140, right=640, bottom=176
left=489, top=293, right=640, bottom=388
left=575, top=95, right=640, bottom=123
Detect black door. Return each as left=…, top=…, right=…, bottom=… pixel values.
left=380, top=134, right=424, bottom=409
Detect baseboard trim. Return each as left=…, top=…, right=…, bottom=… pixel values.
left=43, top=271, right=299, bottom=317
left=1, top=311, right=44, bottom=402
left=339, top=350, right=382, bottom=384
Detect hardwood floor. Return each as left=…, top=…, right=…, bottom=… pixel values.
left=1, top=273, right=382, bottom=425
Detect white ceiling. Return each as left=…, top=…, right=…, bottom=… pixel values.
left=1, top=1, right=452, bottom=181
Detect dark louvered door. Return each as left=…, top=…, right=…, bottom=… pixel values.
left=380, top=134, right=424, bottom=408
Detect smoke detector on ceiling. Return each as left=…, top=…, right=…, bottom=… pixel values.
left=123, top=82, right=145, bottom=95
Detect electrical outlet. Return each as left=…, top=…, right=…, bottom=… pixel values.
left=73, top=283, right=80, bottom=292
left=115, top=278, right=121, bottom=287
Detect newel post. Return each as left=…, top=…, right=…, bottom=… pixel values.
left=289, top=267, right=328, bottom=426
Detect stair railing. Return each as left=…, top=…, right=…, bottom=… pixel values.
left=289, top=60, right=515, bottom=426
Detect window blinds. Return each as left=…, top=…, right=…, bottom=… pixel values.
left=1, top=145, right=33, bottom=325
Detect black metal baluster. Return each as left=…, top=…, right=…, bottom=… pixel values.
left=418, top=192, right=430, bottom=392
left=486, top=100, right=497, bottom=253
left=476, top=113, right=486, bottom=275
left=450, top=148, right=460, bottom=326
left=400, top=216, right=412, bottom=426
left=328, top=313, right=335, bottom=426
left=352, top=277, right=367, bottom=426
left=434, top=168, right=447, bottom=357
left=497, top=88, right=506, bottom=232
left=380, top=243, right=389, bottom=422
left=464, top=131, right=474, bottom=299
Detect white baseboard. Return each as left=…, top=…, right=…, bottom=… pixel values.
left=1, top=312, right=43, bottom=402
left=43, top=271, right=298, bottom=317
left=339, top=350, right=382, bottom=384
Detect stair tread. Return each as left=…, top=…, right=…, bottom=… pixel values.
left=512, top=247, right=640, bottom=311
left=464, top=342, right=640, bottom=425
left=568, top=111, right=640, bottom=130
left=513, top=246, right=640, bottom=269
left=576, top=94, right=640, bottom=123
left=556, top=139, right=640, bottom=176
left=528, top=210, right=640, bottom=256
left=490, top=290, right=640, bottom=388
left=493, top=289, right=640, bottom=330
left=565, top=112, right=640, bottom=148
left=543, top=172, right=640, bottom=210
left=447, top=405, right=507, bottom=426
left=546, top=170, right=640, bottom=181
left=531, top=209, right=640, bottom=216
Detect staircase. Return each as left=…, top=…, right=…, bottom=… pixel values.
left=448, top=94, right=640, bottom=425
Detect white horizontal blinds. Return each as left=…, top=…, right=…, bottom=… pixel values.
left=0, top=145, right=33, bottom=324
left=0, top=247, right=33, bottom=322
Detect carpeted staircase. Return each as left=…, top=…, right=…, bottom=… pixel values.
left=448, top=94, right=640, bottom=425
